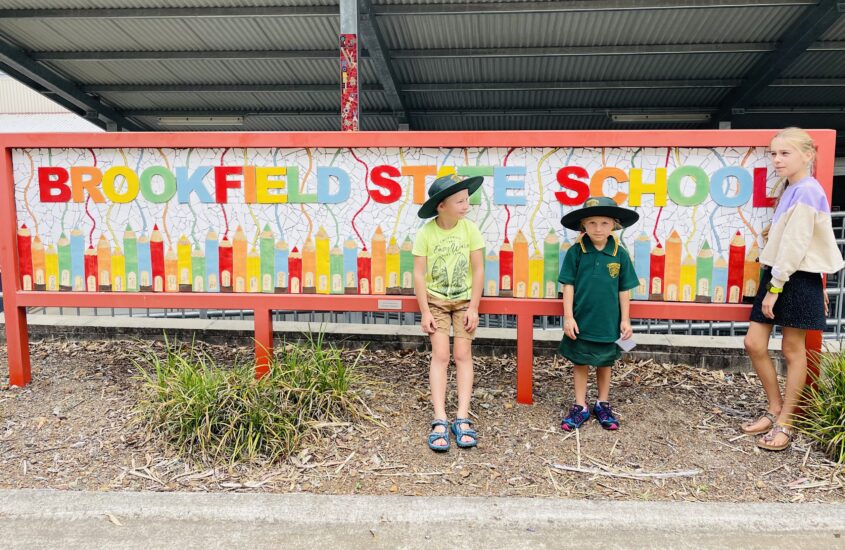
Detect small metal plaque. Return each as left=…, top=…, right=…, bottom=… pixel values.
left=377, top=299, right=402, bottom=310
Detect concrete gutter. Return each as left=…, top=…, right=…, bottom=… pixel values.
left=0, top=489, right=842, bottom=549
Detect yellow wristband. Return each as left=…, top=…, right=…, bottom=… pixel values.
left=766, top=282, right=783, bottom=294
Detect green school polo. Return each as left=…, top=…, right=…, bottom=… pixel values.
left=558, top=235, right=639, bottom=343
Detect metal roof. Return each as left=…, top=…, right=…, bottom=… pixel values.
left=0, top=0, right=842, bottom=152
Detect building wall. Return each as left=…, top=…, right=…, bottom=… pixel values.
left=0, top=73, right=102, bottom=132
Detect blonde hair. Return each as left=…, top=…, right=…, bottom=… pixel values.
left=579, top=218, right=623, bottom=232
left=772, top=127, right=817, bottom=175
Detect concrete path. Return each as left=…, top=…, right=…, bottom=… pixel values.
left=0, top=489, right=843, bottom=549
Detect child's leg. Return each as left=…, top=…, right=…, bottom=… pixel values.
left=429, top=332, right=451, bottom=446
left=453, top=337, right=474, bottom=419
left=743, top=321, right=781, bottom=431
left=573, top=365, right=589, bottom=406
left=452, top=337, right=475, bottom=444
left=596, top=366, right=611, bottom=402
left=778, top=327, right=808, bottom=427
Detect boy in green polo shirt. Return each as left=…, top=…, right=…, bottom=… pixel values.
left=413, top=174, right=485, bottom=452
left=558, top=196, right=639, bottom=432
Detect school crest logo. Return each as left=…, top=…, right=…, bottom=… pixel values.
left=585, top=198, right=600, bottom=207
left=607, top=263, right=620, bottom=278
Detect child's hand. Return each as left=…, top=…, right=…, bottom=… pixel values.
left=421, top=312, right=437, bottom=334
left=464, top=306, right=479, bottom=332
left=762, top=292, right=778, bottom=319
left=564, top=317, right=579, bottom=340
left=620, top=320, right=632, bottom=340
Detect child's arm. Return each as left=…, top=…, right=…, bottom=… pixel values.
left=464, top=248, right=484, bottom=331
left=413, top=255, right=437, bottom=334
left=619, top=290, right=633, bottom=340
left=563, top=284, right=578, bottom=339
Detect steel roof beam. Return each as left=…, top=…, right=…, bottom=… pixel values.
left=81, top=84, right=384, bottom=93
left=358, top=0, right=407, bottom=122
left=0, top=2, right=814, bottom=19
left=0, top=62, right=110, bottom=131
left=373, top=0, right=814, bottom=15
left=125, top=106, right=845, bottom=118
left=716, top=0, right=845, bottom=120
left=84, top=78, right=845, bottom=94
left=30, top=41, right=845, bottom=62
left=84, top=79, right=737, bottom=94
left=0, top=40, right=144, bottom=131
left=403, top=79, right=741, bottom=91
left=32, top=50, right=366, bottom=61
left=0, top=7, right=337, bottom=19
left=770, top=78, right=845, bottom=86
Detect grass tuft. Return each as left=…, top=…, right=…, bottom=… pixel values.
left=133, top=335, right=367, bottom=464
left=795, top=350, right=845, bottom=463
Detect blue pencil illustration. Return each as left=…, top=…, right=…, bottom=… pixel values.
left=70, top=229, right=84, bottom=291
left=205, top=230, right=219, bottom=292
left=633, top=232, right=651, bottom=300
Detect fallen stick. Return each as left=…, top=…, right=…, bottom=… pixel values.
left=334, top=451, right=356, bottom=475
left=576, top=429, right=581, bottom=469
left=122, top=468, right=167, bottom=487
left=597, top=481, right=630, bottom=496
left=761, top=464, right=786, bottom=477
left=551, top=463, right=702, bottom=480
left=547, top=467, right=561, bottom=493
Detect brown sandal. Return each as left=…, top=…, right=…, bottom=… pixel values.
left=757, top=423, right=794, bottom=452
left=741, top=412, right=778, bottom=435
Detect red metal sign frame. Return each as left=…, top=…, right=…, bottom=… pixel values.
left=0, top=130, right=835, bottom=403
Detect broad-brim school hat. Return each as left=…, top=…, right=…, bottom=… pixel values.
left=417, top=174, right=484, bottom=219
left=560, top=196, right=639, bottom=231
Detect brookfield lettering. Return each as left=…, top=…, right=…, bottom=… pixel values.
left=37, top=164, right=775, bottom=208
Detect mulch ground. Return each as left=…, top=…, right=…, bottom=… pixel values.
left=1, top=338, right=843, bottom=502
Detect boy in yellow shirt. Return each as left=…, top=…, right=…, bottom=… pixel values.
left=413, top=174, right=484, bottom=452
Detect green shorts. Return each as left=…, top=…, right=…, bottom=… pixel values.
left=558, top=336, right=620, bottom=367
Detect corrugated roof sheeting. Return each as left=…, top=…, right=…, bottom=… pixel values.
left=378, top=5, right=805, bottom=49
left=752, top=86, right=845, bottom=107
left=820, top=14, right=845, bottom=40
left=0, top=16, right=339, bottom=52
left=403, top=87, right=728, bottom=110
left=412, top=114, right=704, bottom=131
left=393, top=53, right=762, bottom=83
left=133, top=113, right=395, bottom=132
left=780, top=51, right=845, bottom=79
left=100, top=89, right=390, bottom=110
left=0, top=1, right=840, bottom=136
left=0, top=1, right=337, bottom=8
left=42, top=58, right=380, bottom=86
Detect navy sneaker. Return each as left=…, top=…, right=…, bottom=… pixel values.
left=560, top=404, right=590, bottom=432
left=593, top=401, right=620, bottom=430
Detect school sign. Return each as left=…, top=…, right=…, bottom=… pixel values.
left=11, top=131, right=836, bottom=304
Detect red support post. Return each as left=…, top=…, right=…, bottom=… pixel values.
left=805, top=329, right=823, bottom=381
left=0, top=147, right=30, bottom=386
left=516, top=311, right=535, bottom=405
left=254, top=307, right=273, bottom=378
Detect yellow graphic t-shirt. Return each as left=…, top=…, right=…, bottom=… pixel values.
left=412, top=218, right=484, bottom=300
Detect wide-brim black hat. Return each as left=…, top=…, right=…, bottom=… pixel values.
left=418, top=174, right=484, bottom=218
left=560, top=196, right=639, bottom=231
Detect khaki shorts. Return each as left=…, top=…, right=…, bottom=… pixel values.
left=427, top=293, right=476, bottom=340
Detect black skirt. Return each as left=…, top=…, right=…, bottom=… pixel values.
left=749, top=267, right=826, bottom=330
